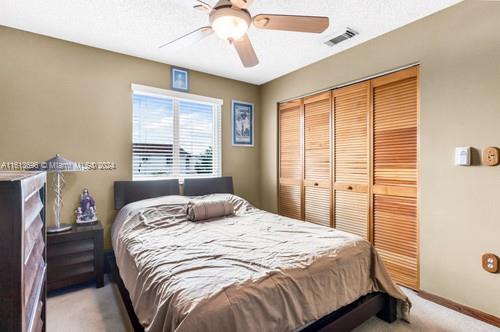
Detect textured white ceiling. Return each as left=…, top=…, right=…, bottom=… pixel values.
left=0, top=0, right=461, bottom=85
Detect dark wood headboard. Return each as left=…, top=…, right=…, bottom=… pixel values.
left=183, top=176, right=234, bottom=196
left=114, top=179, right=180, bottom=210
left=113, top=177, right=234, bottom=210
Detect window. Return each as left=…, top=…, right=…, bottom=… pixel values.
left=132, top=84, right=222, bottom=180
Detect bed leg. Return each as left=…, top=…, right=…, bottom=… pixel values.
left=376, top=294, right=397, bottom=323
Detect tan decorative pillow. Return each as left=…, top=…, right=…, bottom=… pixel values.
left=186, top=199, right=234, bottom=221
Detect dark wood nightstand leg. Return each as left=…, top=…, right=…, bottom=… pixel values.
left=95, top=229, right=104, bottom=288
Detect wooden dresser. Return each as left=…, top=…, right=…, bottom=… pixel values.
left=0, top=171, right=47, bottom=332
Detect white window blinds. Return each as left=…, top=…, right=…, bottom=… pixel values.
left=132, top=84, right=222, bottom=180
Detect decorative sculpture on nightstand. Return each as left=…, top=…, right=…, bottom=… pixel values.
left=76, top=188, right=98, bottom=225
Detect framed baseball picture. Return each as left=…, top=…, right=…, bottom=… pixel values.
left=232, top=100, right=254, bottom=147
left=171, top=66, right=189, bottom=92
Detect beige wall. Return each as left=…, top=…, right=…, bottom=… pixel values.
left=260, top=1, right=500, bottom=317
left=0, top=26, right=261, bottom=249
left=2, top=0, right=500, bottom=318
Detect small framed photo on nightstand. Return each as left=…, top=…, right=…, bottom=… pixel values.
left=171, top=66, right=189, bottom=92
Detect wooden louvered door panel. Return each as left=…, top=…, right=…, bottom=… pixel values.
left=279, top=99, right=303, bottom=220
left=372, top=66, right=419, bottom=289
left=303, top=92, right=331, bottom=227
left=333, top=82, right=370, bottom=239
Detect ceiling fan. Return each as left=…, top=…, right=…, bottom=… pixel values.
left=160, top=0, right=329, bottom=68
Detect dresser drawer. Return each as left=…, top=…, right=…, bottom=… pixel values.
left=25, top=215, right=44, bottom=263
left=24, top=192, right=44, bottom=231
left=24, top=237, right=45, bottom=307
left=21, top=173, right=46, bottom=202
left=28, top=299, right=44, bottom=332
left=25, top=264, right=45, bottom=332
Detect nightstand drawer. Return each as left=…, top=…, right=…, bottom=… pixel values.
left=49, top=250, right=94, bottom=268
left=47, top=238, right=94, bottom=257
left=47, top=249, right=94, bottom=279
left=48, top=261, right=95, bottom=282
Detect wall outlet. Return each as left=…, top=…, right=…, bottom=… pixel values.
left=482, top=147, right=499, bottom=166
left=482, top=253, right=499, bottom=273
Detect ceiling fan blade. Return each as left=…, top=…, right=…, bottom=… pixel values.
left=159, top=26, right=213, bottom=50
left=194, top=0, right=212, bottom=12
left=253, top=14, right=329, bottom=33
left=233, top=34, right=259, bottom=68
left=230, top=0, right=254, bottom=9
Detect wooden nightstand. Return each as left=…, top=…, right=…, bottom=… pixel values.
left=47, top=221, right=104, bottom=291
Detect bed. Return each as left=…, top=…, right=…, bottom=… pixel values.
left=110, top=177, right=410, bottom=332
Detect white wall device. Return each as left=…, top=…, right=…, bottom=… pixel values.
left=455, top=147, right=471, bottom=166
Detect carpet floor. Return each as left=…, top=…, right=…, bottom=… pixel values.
left=47, top=277, right=498, bottom=332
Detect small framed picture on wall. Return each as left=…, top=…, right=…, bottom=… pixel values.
left=171, top=67, right=189, bottom=92
left=232, top=100, right=254, bottom=147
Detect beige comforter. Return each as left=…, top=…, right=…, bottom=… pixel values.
left=112, top=194, right=410, bottom=332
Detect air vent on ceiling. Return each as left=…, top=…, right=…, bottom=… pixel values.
left=324, top=28, right=358, bottom=47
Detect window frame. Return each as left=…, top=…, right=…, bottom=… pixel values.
left=131, top=84, right=223, bottom=182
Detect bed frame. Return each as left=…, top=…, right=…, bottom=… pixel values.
left=110, top=177, right=397, bottom=332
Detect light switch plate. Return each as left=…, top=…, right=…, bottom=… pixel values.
left=482, top=147, right=499, bottom=166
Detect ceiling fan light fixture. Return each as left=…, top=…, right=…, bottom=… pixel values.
left=210, top=7, right=251, bottom=41
left=161, top=1, right=330, bottom=68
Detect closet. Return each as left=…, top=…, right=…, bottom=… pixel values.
left=278, top=66, right=419, bottom=289
left=278, top=99, right=303, bottom=220
left=333, top=81, right=370, bottom=239
left=371, top=67, right=419, bottom=289
left=303, top=92, right=331, bottom=227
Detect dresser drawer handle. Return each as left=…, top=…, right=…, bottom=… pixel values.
left=314, top=182, right=319, bottom=186
left=347, top=186, right=353, bottom=190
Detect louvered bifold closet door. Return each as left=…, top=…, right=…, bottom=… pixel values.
left=303, top=92, right=331, bottom=227
left=279, top=99, right=303, bottom=220
left=332, top=82, right=370, bottom=239
left=372, top=66, right=419, bottom=289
